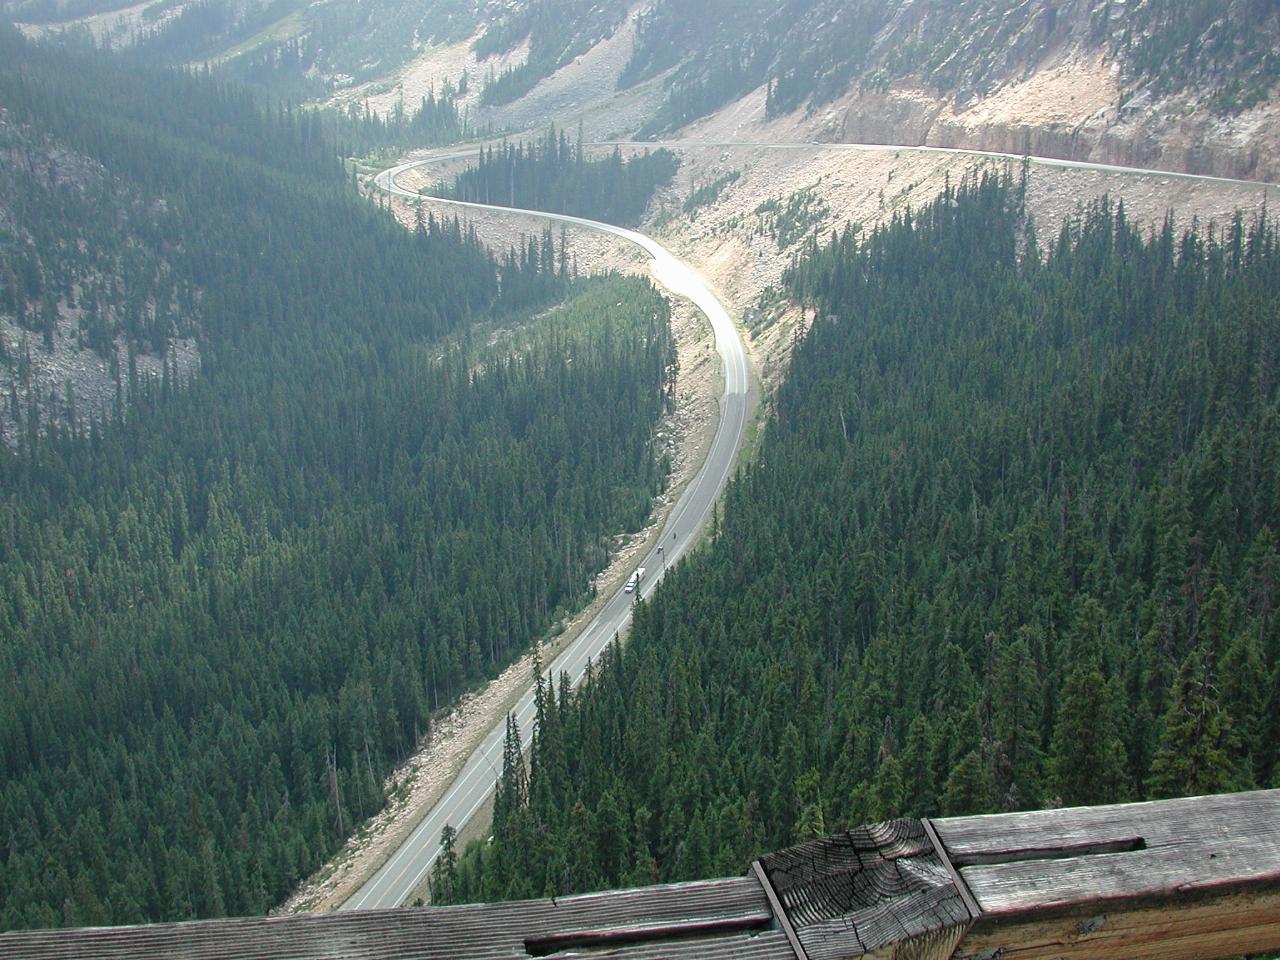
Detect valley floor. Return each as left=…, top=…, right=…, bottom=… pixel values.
left=279, top=186, right=726, bottom=912
left=282, top=135, right=1274, bottom=913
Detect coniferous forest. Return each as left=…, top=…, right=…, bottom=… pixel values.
left=0, top=29, right=676, bottom=930
left=4, top=0, right=1280, bottom=939
left=331, top=81, right=473, bottom=157
left=444, top=127, right=679, bottom=227
left=439, top=173, right=1280, bottom=904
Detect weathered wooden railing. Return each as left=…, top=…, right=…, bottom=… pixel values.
left=757, top=790, right=1280, bottom=960
left=3, top=789, right=1278, bottom=959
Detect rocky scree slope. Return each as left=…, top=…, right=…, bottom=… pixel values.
left=623, top=0, right=1280, bottom=180
left=0, top=105, right=198, bottom=445
left=14, top=0, right=1279, bottom=181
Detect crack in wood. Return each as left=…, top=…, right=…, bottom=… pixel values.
left=757, top=819, right=974, bottom=959
left=949, top=837, right=1145, bottom=868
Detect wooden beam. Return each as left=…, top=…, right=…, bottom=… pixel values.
left=920, top=817, right=979, bottom=918
left=756, top=819, right=973, bottom=960
left=934, top=789, right=1280, bottom=960
left=0, top=877, right=793, bottom=960
left=751, top=859, right=810, bottom=960
left=952, top=888, right=1280, bottom=960
left=4, top=792, right=1277, bottom=960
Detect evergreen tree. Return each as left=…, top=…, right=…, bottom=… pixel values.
left=430, top=826, right=459, bottom=904
left=1149, top=649, right=1248, bottom=798
left=988, top=630, right=1045, bottom=811
left=493, top=715, right=528, bottom=839
left=941, top=750, right=997, bottom=817
left=793, top=770, right=826, bottom=840
left=866, top=755, right=905, bottom=822
left=1050, top=662, right=1130, bottom=806
left=1218, top=630, right=1268, bottom=784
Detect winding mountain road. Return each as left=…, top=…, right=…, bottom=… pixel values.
left=604, top=140, right=1279, bottom=190
left=343, top=156, right=752, bottom=910
left=346, top=138, right=1273, bottom=911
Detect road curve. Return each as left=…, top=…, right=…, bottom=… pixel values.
left=346, top=135, right=1270, bottom=910
left=342, top=157, right=752, bottom=910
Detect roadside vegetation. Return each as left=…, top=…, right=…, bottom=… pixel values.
left=754, top=185, right=830, bottom=250
left=437, top=173, right=1280, bottom=903
left=682, top=171, right=739, bottom=216
left=330, top=77, right=479, bottom=158
left=442, top=126, right=678, bottom=227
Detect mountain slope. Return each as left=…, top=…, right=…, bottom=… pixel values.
left=624, top=0, right=1280, bottom=128
left=13, top=0, right=1278, bottom=180
left=0, top=95, right=201, bottom=441
left=0, top=27, right=678, bottom=931
left=441, top=174, right=1280, bottom=904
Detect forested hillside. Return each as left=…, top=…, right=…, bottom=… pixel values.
left=18, top=0, right=1275, bottom=150
left=439, top=174, right=1280, bottom=903
left=0, top=107, right=193, bottom=360
left=327, top=81, right=472, bottom=157
left=444, top=127, right=678, bottom=226
left=0, top=23, right=356, bottom=437
left=629, top=0, right=1280, bottom=132
left=0, top=29, right=675, bottom=930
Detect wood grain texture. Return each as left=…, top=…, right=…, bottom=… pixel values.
left=935, top=790, right=1277, bottom=862
left=798, top=886, right=970, bottom=960
left=758, top=819, right=972, bottom=959
left=920, top=818, right=980, bottom=918
left=752, top=859, right=811, bottom=960
left=5, top=792, right=1278, bottom=960
left=940, top=790, right=1280, bottom=960
left=872, top=923, right=970, bottom=960
left=0, top=876, right=794, bottom=960
left=953, top=888, right=1280, bottom=960
left=935, top=789, right=1280, bottom=916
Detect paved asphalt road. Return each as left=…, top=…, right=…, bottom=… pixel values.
left=346, top=138, right=1271, bottom=910
left=605, top=140, right=1279, bottom=190
left=343, top=157, right=752, bottom=910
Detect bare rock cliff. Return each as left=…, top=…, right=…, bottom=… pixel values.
left=823, top=67, right=1279, bottom=183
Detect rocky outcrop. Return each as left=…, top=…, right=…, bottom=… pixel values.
left=821, top=78, right=1280, bottom=184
